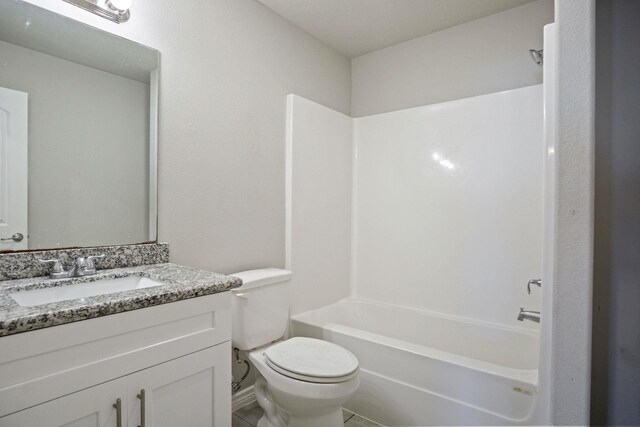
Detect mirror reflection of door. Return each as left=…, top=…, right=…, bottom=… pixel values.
left=0, top=86, right=28, bottom=251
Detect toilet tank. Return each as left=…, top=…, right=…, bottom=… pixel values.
left=230, top=268, right=292, bottom=351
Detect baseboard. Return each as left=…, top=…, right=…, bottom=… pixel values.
left=232, top=385, right=256, bottom=412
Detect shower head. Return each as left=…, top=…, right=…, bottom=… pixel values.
left=529, top=49, right=543, bottom=67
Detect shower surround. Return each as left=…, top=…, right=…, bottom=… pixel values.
left=285, top=85, right=544, bottom=425
left=352, top=85, right=543, bottom=328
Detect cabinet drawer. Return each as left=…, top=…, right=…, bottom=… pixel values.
left=0, top=292, right=231, bottom=416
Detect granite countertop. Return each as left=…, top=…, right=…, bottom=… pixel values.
left=0, top=263, right=242, bottom=337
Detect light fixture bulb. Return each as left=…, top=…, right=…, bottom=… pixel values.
left=106, top=0, right=132, bottom=12
left=63, top=0, right=132, bottom=23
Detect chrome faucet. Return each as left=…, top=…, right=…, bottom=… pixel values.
left=69, top=255, right=106, bottom=277
left=39, top=255, right=105, bottom=279
left=517, top=307, right=540, bottom=323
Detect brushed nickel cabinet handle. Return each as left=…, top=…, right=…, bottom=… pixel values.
left=137, top=389, right=146, bottom=427
left=113, top=398, right=122, bottom=427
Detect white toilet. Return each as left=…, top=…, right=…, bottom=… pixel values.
left=231, top=268, right=360, bottom=427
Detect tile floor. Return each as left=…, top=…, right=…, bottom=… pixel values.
left=233, top=401, right=382, bottom=427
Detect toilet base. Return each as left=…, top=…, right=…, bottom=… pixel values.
left=253, top=371, right=350, bottom=427
left=256, top=415, right=270, bottom=427
left=249, top=346, right=359, bottom=427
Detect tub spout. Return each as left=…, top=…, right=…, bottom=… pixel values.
left=518, top=308, right=540, bottom=323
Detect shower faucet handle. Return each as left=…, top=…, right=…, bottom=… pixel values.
left=527, top=279, right=542, bottom=294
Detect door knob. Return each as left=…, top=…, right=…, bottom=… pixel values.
left=1, top=233, right=23, bottom=242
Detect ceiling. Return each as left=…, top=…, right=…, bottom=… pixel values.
left=257, top=0, right=536, bottom=58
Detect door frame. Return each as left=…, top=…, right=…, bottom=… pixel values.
left=551, top=0, right=595, bottom=424
left=0, top=87, right=28, bottom=251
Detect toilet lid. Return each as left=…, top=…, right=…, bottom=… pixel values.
left=264, top=337, right=359, bottom=383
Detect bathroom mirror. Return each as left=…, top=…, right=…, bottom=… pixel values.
left=0, top=0, right=159, bottom=252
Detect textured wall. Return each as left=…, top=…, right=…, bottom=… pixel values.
left=551, top=0, right=595, bottom=424
left=351, top=0, right=553, bottom=117
left=22, top=0, right=351, bottom=273
left=592, top=0, right=640, bottom=425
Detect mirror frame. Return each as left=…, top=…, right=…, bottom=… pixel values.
left=0, top=0, right=159, bottom=253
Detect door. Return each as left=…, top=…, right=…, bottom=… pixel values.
left=0, top=378, right=124, bottom=427
left=0, top=87, right=28, bottom=250
left=127, top=343, right=232, bottom=427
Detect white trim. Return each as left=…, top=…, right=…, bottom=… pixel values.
left=551, top=0, right=595, bottom=424
left=284, top=95, right=294, bottom=270
left=232, top=385, right=256, bottom=412
left=534, top=22, right=558, bottom=426
left=349, top=116, right=358, bottom=298
left=148, top=67, right=159, bottom=241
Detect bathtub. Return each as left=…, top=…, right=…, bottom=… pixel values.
left=291, top=298, right=539, bottom=426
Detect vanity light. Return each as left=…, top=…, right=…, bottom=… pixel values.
left=62, top=0, right=132, bottom=23
left=106, top=0, right=132, bottom=12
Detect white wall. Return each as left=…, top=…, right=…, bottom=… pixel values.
left=550, top=0, right=595, bottom=425
left=0, top=40, right=149, bottom=249
left=22, top=0, right=351, bottom=273
left=353, top=86, right=544, bottom=329
left=592, top=0, right=640, bottom=425
left=285, top=95, right=352, bottom=315
left=351, top=0, right=553, bottom=117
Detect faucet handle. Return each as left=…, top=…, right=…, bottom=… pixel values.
left=85, top=254, right=105, bottom=270
left=527, top=279, right=542, bottom=294
left=38, top=258, right=68, bottom=278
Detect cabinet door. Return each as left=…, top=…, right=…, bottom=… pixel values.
left=0, top=378, right=125, bottom=427
left=127, top=343, right=231, bottom=427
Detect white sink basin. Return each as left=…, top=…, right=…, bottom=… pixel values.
left=10, top=276, right=164, bottom=307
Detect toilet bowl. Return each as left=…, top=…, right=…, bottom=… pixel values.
left=250, top=337, right=359, bottom=427
left=230, top=269, right=360, bottom=427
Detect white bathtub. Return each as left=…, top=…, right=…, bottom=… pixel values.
left=291, top=298, right=539, bottom=426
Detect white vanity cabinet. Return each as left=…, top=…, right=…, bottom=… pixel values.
left=1, top=344, right=229, bottom=427
left=1, top=377, right=122, bottom=427
left=0, top=292, right=232, bottom=427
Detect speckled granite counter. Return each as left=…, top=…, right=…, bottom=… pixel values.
left=0, top=242, right=170, bottom=281
left=0, top=263, right=242, bottom=337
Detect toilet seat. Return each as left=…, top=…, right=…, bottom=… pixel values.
left=264, top=337, right=359, bottom=384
